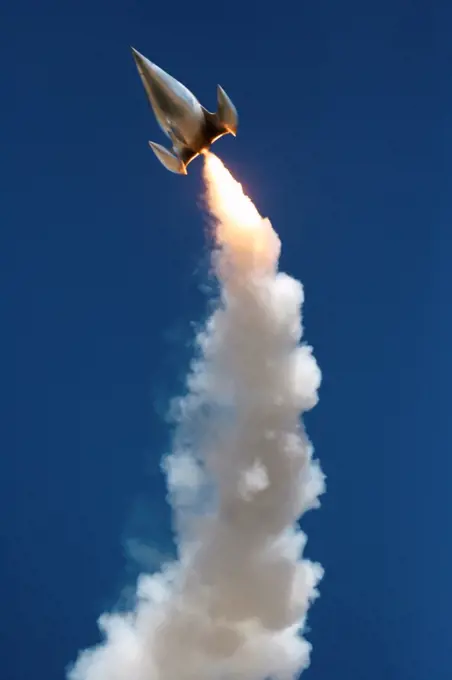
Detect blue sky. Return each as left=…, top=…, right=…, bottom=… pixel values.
left=1, top=1, right=451, bottom=679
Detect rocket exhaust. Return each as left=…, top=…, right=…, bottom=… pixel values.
left=68, top=152, right=325, bottom=680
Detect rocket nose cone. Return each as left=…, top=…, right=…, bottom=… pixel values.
left=131, top=47, right=147, bottom=67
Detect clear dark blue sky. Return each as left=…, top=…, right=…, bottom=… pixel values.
left=1, top=1, right=450, bottom=679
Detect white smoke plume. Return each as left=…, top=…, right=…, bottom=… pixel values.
left=68, top=153, right=325, bottom=680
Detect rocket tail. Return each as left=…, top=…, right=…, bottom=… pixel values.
left=216, top=85, right=238, bottom=136
left=148, top=141, right=188, bottom=175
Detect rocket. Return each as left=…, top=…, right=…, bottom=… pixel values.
left=131, top=48, right=238, bottom=175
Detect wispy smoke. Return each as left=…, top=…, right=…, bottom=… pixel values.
left=68, top=154, right=325, bottom=680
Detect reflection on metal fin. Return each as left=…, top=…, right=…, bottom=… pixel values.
left=148, top=142, right=187, bottom=175
left=217, top=86, right=238, bottom=135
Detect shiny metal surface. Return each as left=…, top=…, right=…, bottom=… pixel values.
left=131, top=47, right=239, bottom=174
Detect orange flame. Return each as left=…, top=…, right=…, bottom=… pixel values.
left=202, top=153, right=280, bottom=274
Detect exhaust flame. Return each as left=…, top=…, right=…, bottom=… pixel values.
left=67, top=153, right=325, bottom=680
left=203, top=153, right=262, bottom=230
left=203, top=153, right=281, bottom=276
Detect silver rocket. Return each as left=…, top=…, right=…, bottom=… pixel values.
left=131, top=48, right=238, bottom=175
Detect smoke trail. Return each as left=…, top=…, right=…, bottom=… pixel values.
left=68, top=153, right=325, bottom=680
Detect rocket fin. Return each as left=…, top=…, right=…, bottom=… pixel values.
left=148, top=141, right=187, bottom=175
left=216, top=86, right=238, bottom=135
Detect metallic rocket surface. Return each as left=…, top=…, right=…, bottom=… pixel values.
left=131, top=48, right=238, bottom=174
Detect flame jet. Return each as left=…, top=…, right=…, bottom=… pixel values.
left=131, top=48, right=238, bottom=175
